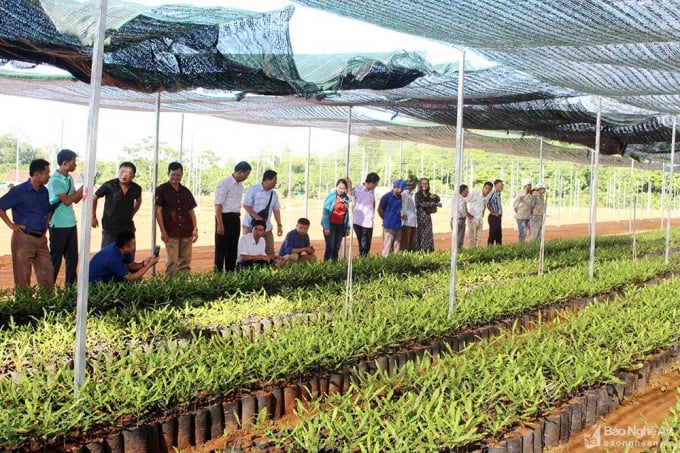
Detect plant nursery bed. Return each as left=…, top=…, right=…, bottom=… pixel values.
left=54, top=270, right=678, bottom=453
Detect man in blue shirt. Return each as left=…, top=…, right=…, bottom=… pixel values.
left=378, top=179, right=407, bottom=257
left=89, top=230, right=159, bottom=284
left=0, top=159, right=54, bottom=289
left=278, top=217, right=317, bottom=264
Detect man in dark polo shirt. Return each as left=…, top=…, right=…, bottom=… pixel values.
left=0, top=158, right=54, bottom=289
left=155, top=162, right=198, bottom=275
left=89, top=230, right=159, bottom=284
left=92, top=161, right=142, bottom=248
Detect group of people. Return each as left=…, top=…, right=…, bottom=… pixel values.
left=451, top=178, right=547, bottom=248
left=213, top=162, right=317, bottom=270
left=320, top=174, right=443, bottom=261
left=0, top=152, right=196, bottom=288
left=2, top=153, right=546, bottom=290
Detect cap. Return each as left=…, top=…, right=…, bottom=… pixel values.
left=393, top=179, right=407, bottom=190
left=535, top=182, right=546, bottom=190
left=522, top=178, right=533, bottom=187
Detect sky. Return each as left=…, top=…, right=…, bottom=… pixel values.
left=0, top=0, right=466, bottom=164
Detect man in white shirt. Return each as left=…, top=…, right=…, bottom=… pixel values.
left=352, top=172, right=380, bottom=256
left=401, top=176, right=418, bottom=252
left=466, top=181, right=493, bottom=248
left=236, top=220, right=275, bottom=267
left=214, top=161, right=251, bottom=272
left=450, top=184, right=471, bottom=249
left=237, top=219, right=275, bottom=267
left=242, top=169, right=283, bottom=256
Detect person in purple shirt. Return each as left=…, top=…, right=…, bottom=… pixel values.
left=278, top=217, right=317, bottom=264
left=89, top=230, right=159, bottom=284
left=378, top=179, right=407, bottom=257
left=0, top=159, right=54, bottom=289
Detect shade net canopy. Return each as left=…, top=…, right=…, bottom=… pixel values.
left=0, top=0, right=679, bottom=165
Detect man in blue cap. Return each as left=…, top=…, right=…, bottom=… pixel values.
left=378, top=179, right=407, bottom=257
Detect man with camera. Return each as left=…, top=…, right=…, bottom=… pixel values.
left=241, top=169, right=283, bottom=256
left=88, top=230, right=159, bottom=284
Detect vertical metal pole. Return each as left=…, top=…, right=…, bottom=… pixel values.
left=345, top=107, right=354, bottom=316
left=150, top=92, right=161, bottom=276
left=661, top=163, right=666, bottom=229
left=557, top=164, right=562, bottom=227
left=665, top=116, right=676, bottom=264
left=304, top=128, right=311, bottom=218
left=318, top=157, right=322, bottom=203
left=538, top=138, right=546, bottom=275
left=539, top=199, right=547, bottom=275
left=632, top=191, right=638, bottom=260
left=14, top=136, right=19, bottom=183
left=538, top=138, right=544, bottom=182
left=629, top=159, right=634, bottom=233
left=178, top=113, right=184, bottom=162
left=647, top=173, right=652, bottom=213
left=286, top=147, right=293, bottom=230
left=589, top=96, right=602, bottom=279
left=399, top=140, right=403, bottom=176
left=74, top=0, right=107, bottom=394
left=449, top=50, right=465, bottom=316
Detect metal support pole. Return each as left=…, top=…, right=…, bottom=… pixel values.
left=539, top=202, right=548, bottom=275
left=14, top=137, right=19, bottom=183
left=345, top=107, right=354, bottom=316
left=74, top=0, right=107, bottom=394
left=632, top=192, right=638, bottom=260
left=665, top=116, right=677, bottom=264
left=629, top=159, right=634, bottom=233
left=661, top=163, right=666, bottom=229
left=286, top=147, right=293, bottom=230
left=449, top=50, right=465, bottom=316
left=538, top=138, right=544, bottom=182
left=589, top=97, right=602, bottom=279
left=178, top=113, right=184, bottom=162
left=399, top=140, right=403, bottom=176
left=150, top=92, right=161, bottom=276
left=304, top=128, right=311, bottom=218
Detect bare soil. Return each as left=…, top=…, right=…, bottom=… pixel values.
left=550, top=368, right=680, bottom=453
left=0, top=216, right=665, bottom=289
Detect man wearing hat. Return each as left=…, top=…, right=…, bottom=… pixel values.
left=513, top=178, right=533, bottom=243
left=529, top=182, right=547, bottom=242
left=378, top=179, right=407, bottom=257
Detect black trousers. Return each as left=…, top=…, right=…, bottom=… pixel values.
left=215, top=212, right=241, bottom=272
left=487, top=214, right=503, bottom=246
left=353, top=224, right=373, bottom=257
left=50, top=226, right=78, bottom=284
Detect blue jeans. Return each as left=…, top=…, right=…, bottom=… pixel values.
left=517, top=219, right=530, bottom=243
left=324, top=223, right=346, bottom=261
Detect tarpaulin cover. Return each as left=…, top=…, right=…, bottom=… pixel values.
left=1, top=0, right=680, bottom=164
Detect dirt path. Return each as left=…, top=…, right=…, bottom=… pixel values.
left=0, top=217, right=667, bottom=289
left=550, top=368, right=680, bottom=452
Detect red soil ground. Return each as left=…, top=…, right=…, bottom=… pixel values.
left=0, top=217, right=666, bottom=289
